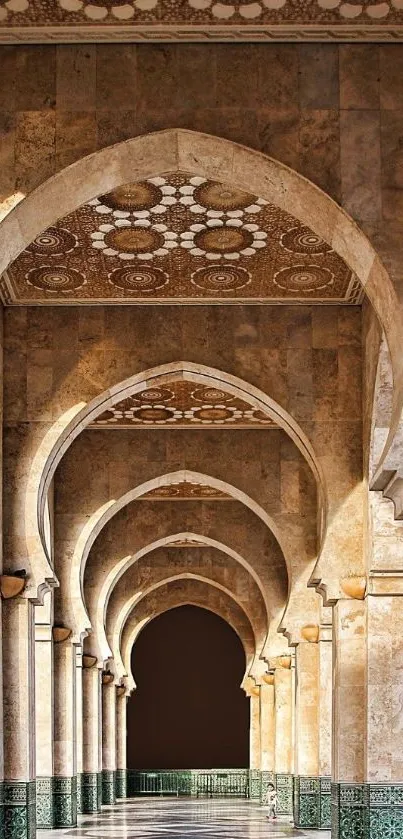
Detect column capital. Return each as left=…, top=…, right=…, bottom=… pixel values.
left=368, top=571, right=403, bottom=595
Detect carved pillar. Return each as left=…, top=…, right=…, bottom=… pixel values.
left=331, top=596, right=366, bottom=839
left=3, top=598, right=36, bottom=839
left=75, top=650, right=83, bottom=813
left=35, top=621, right=54, bottom=828
left=259, top=676, right=275, bottom=802
left=294, top=640, right=320, bottom=829
left=53, top=636, right=77, bottom=827
left=101, top=677, right=116, bottom=805
left=115, top=688, right=127, bottom=799
left=82, top=658, right=102, bottom=813
left=274, top=660, right=293, bottom=815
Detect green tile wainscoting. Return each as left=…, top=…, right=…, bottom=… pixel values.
left=275, top=774, right=294, bottom=816
left=0, top=781, right=4, bottom=839
left=81, top=773, right=102, bottom=814
left=101, top=770, right=116, bottom=805
left=115, top=769, right=127, bottom=799
left=3, top=781, right=36, bottom=839
left=249, top=770, right=261, bottom=800
left=53, top=777, right=77, bottom=828
left=293, top=776, right=331, bottom=830
left=77, top=775, right=82, bottom=815
left=332, top=783, right=403, bottom=839
left=36, top=778, right=53, bottom=829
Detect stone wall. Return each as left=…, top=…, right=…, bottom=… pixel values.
left=0, top=43, right=403, bottom=302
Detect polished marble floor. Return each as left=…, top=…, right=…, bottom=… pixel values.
left=40, top=798, right=330, bottom=839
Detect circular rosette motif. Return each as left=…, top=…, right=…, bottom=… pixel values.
left=0, top=0, right=29, bottom=21
left=180, top=219, right=267, bottom=260
left=178, top=176, right=267, bottom=218
left=281, top=226, right=332, bottom=256
left=26, top=266, right=85, bottom=293
left=273, top=265, right=334, bottom=293
left=109, top=266, right=169, bottom=292
left=58, top=0, right=157, bottom=20
left=192, top=387, right=233, bottom=403
left=187, top=0, right=286, bottom=18
left=131, top=407, right=176, bottom=422
left=91, top=219, right=178, bottom=261
left=315, top=0, right=394, bottom=19
left=88, top=178, right=176, bottom=220
left=135, top=387, right=174, bottom=403
left=191, top=265, right=251, bottom=292
left=27, top=227, right=77, bottom=256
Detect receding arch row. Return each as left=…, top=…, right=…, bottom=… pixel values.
left=94, top=531, right=273, bottom=663
left=70, top=470, right=289, bottom=645
left=27, top=362, right=320, bottom=603
left=2, top=129, right=400, bottom=538
left=118, top=575, right=259, bottom=692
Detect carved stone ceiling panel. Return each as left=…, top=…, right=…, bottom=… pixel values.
left=5, top=173, right=362, bottom=305
left=91, top=380, right=278, bottom=428
left=139, top=481, right=231, bottom=499
left=1, top=1, right=403, bottom=42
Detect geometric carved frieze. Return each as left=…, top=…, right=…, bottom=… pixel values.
left=2, top=3, right=403, bottom=42
left=5, top=174, right=362, bottom=305
left=90, top=380, right=278, bottom=429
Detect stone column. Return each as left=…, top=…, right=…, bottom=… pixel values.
left=364, top=583, right=403, bottom=837
left=294, top=641, right=320, bottom=830
left=259, top=677, right=275, bottom=802
left=274, top=661, right=293, bottom=815
left=116, top=688, right=128, bottom=799
left=53, top=636, right=77, bottom=827
left=3, top=598, right=36, bottom=839
left=76, top=650, right=83, bottom=813
left=331, top=597, right=366, bottom=839
left=82, top=659, right=102, bottom=813
left=248, top=688, right=261, bottom=799
left=318, top=619, right=332, bottom=829
left=35, top=622, right=54, bottom=828
left=101, top=677, right=116, bottom=805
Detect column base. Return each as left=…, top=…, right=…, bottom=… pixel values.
left=77, top=774, right=83, bottom=815
left=53, top=777, right=77, bottom=828
left=275, top=774, right=293, bottom=816
left=4, top=781, right=36, bottom=839
left=115, top=770, right=127, bottom=799
left=294, top=776, right=331, bottom=829
left=81, top=773, right=101, bottom=814
left=36, top=778, right=53, bottom=829
left=102, top=771, right=116, bottom=805
left=249, top=771, right=261, bottom=800
left=332, top=782, right=403, bottom=838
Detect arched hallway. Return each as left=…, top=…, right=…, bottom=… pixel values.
left=36, top=799, right=328, bottom=839
left=2, top=26, right=403, bottom=839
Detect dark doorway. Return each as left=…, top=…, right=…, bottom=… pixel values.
left=127, top=605, right=249, bottom=768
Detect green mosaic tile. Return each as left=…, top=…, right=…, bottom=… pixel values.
left=102, top=771, right=116, bottom=805
left=115, top=770, right=127, bottom=799
left=97, top=772, right=102, bottom=810
left=331, top=783, right=403, bottom=839
left=248, top=771, right=261, bottom=800
left=0, top=782, right=4, bottom=839
left=36, top=777, right=53, bottom=829
left=275, top=774, right=293, bottom=816
left=53, top=776, right=77, bottom=828
left=81, top=773, right=101, bottom=814
left=4, top=781, right=36, bottom=839
left=77, top=774, right=83, bottom=814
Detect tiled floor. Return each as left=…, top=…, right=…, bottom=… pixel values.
left=40, top=798, right=330, bottom=839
